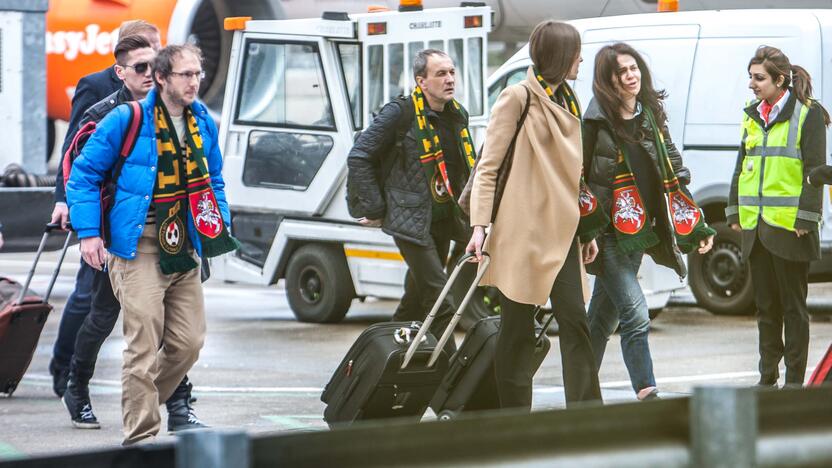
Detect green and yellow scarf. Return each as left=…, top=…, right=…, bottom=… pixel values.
left=411, top=86, right=475, bottom=222
left=534, top=69, right=609, bottom=242
left=153, top=100, right=239, bottom=274
left=611, top=106, right=715, bottom=254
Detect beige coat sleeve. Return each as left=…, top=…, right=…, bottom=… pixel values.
left=470, top=84, right=526, bottom=227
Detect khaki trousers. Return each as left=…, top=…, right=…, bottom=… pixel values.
left=108, top=226, right=205, bottom=445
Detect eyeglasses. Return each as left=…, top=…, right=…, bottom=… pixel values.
left=124, top=62, right=151, bottom=74
left=169, top=70, right=206, bottom=81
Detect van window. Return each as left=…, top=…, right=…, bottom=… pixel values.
left=242, top=131, right=334, bottom=190
left=236, top=41, right=334, bottom=130
left=367, top=44, right=385, bottom=115
left=488, top=67, right=526, bottom=109
left=337, top=43, right=362, bottom=130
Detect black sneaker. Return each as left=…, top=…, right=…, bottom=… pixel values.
left=62, top=391, right=100, bottom=429
left=49, top=359, right=69, bottom=398
left=168, top=408, right=208, bottom=433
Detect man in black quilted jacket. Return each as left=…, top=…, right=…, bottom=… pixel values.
left=347, top=49, right=474, bottom=353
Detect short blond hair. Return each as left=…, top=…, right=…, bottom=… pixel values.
left=119, top=20, right=159, bottom=39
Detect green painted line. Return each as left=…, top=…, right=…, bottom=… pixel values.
left=0, top=442, right=26, bottom=461
left=260, top=415, right=322, bottom=431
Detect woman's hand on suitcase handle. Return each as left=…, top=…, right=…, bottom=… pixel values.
left=581, top=239, right=598, bottom=264
left=80, top=237, right=108, bottom=271
left=466, top=225, right=486, bottom=262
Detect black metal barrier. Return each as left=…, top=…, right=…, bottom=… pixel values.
left=4, top=386, right=832, bottom=468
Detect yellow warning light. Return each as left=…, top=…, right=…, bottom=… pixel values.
left=658, top=0, right=679, bottom=12
left=224, top=17, right=252, bottom=31
left=399, top=0, right=423, bottom=12
left=368, top=5, right=391, bottom=13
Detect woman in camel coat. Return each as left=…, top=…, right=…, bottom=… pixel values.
left=467, top=20, right=603, bottom=409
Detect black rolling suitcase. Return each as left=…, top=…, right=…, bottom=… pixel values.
left=0, top=223, right=73, bottom=395
left=321, top=253, right=491, bottom=427
left=430, top=308, right=554, bottom=420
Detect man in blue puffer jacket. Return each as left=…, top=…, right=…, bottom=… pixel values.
left=67, top=44, right=238, bottom=446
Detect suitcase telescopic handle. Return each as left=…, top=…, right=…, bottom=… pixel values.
left=401, top=252, right=491, bottom=370
left=17, top=223, right=74, bottom=305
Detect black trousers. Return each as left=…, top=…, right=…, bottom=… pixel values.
left=748, top=240, right=810, bottom=385
left=495, top=241, right=602, bottom=409
left=393, top=229, right=458, bottom=356
left=69, top=265, right=191, bottom=402
left=69, top=267, right=121, bottom=383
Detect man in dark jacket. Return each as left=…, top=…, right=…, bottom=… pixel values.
left=347, top=49, right=474, bottom=352
left=48, top=21, right=162, bottom=400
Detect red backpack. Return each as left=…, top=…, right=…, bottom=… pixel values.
left=62, top=101, right=143, bottom=246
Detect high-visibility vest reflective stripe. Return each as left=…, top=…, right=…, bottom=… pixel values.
left=737, top=100, right=811, bottom=231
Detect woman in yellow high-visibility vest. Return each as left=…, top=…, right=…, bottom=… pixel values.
left=726, top=46, right=830, bottom=387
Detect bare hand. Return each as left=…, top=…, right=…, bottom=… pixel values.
left=466, top=225, right=486, bottom=262
left=80, top=237, right=107, bottom=271
left=358, top=217, right=382, bottom=227
left=698, top=235, right=714, bottom=254
left=50, top=203, right=69, bottom=230
left=730, top=223, right=741, bottom=232
left=796, top=229, right=809, bottom=238
left=581, top=239, right=598, bottom=264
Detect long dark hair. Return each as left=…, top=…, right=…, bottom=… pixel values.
left=592, top=43, right=667, bottom=142
left=748, top=45, right=831, bottom=126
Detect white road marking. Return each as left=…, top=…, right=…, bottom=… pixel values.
left=27, top=367, right=807, bottom=395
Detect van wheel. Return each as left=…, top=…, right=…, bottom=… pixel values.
left=285, top=244, right=355, bottom=323
left=688, top=221, right=754, bottom=315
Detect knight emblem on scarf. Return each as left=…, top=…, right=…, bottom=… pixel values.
left=668, top=191, right=701, bottom=235
left=579, top=181, right=598, bottom=215
left=612, top=188, right=646, bottom=234
left=190, top=190, right=223, bottom=238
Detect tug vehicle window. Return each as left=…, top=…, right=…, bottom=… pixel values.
left=242, top=131, right=334, bottom=190
left=367, top=44, right=385, bottom=116
left=236, top=41, right=335, bottom=130
left=337, top=43, right=362, bottom=130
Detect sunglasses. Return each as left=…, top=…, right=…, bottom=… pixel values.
left=124, top=62, right=151, bottom=74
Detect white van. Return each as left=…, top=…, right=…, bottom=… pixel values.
left=480, top=9, right=832, bottom=315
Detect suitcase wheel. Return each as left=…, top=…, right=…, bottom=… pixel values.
left=437, top=409, right=459, bottom=421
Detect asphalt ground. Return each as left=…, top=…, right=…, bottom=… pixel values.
left=1, top=249, right=831, bottom=461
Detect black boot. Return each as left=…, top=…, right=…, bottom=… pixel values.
left=165, top=377, right=207, bottom=433
left=62, top=372, right=99, bottom=429
left=49, top=358, right=69, bottom=398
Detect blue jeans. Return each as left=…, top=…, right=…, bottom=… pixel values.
left=52, top=260, right=95, bottom=369
left=587, top=234, right=656, bottom=393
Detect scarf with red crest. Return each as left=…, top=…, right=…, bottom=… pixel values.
left=611, top=106, right=715, bottom=254
left=153, top=100, right=240, bottom=274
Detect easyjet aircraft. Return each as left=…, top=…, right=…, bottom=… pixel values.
left=45, top=0, right=832, bottom=128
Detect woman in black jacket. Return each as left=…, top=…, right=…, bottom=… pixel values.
left=583, top=43, right=714, bottom=400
